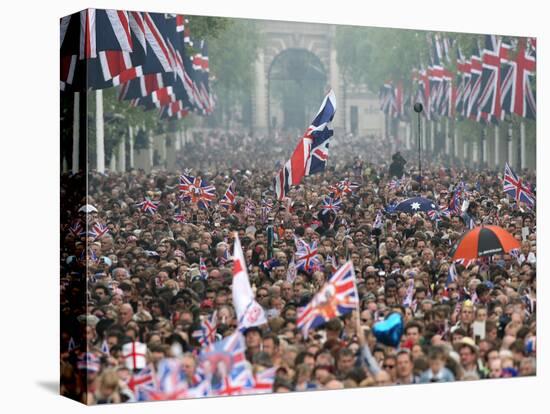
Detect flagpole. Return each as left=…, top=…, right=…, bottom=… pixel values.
left=96, top=89, right=105, bottom=174
left=72, top=92, right=80, bottom=174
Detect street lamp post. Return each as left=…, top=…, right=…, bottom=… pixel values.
left=413, top=103, right=423, bottom=184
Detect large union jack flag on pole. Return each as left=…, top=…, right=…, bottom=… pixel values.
left=297, top=261, right=359, bottom=337
left=179, top=174, right=216, bottom=209
left=503, top=162, right=535, bottom=208
left=274, top=90, right=337, bottom=200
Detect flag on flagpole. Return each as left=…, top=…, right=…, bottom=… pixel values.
left=274, top=90, right=337, bottom=200
left=232, top=235, right=267, bottom=331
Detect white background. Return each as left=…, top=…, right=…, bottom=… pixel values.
left=0, top=0, right=546, bottom=412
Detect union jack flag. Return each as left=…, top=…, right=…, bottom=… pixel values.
left=244, top=367, right=277, bottom=394
left=321, top=196, right=342, bottom=215
left=295, top=238, right=321, bottom=273
left=244, top=199, right=257, bottom=216
left=466, top=41, right=483, bottom=120
left=136, top=197, right=159, bottom=214
left=388, top=178, right=402, bottom=190
left=513, top=38, right=536, bottom=120
left=329, top=179, right=359, bottom=198
left=219, top=180, right=236, bottom=209
left=427, top=207, right=448, bottom=222
left=297, top=261, right=358, bottom=337
left=478, top=35, right=506, bottom=123
left=144, top=359, right=190, bottom=401
left=449, top=181, right=466, bottom=215
left=274, top=90, right=336, bottom=200
left=128, top=365, right=157, bottom=395
left=503, top=163, right=535, bottom=208
left=192, top=313, right=218, bottom=346
left=92, top=222, right=109, bottom=239
left=260, top=198, right=274, bottom=223
left=68, top=220, right=84, bottom=237
left=199, top=257, right=208, bottom=279
left=173, top=210, right=186, bottom=223
left=179, top=174, right=216, bottom=209
left=199, top=331, right=250, bottom=395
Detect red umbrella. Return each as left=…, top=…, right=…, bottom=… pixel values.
left=450, top=225, right=520, bottom=261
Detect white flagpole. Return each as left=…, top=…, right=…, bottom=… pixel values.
left=72, top=92, right=80, bottom=174
left=96, top=89, right=105, bottom=174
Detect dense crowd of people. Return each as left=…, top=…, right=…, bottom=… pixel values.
left=60, top=130, right=536, bottom=404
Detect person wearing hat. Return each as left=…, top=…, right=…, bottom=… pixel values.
left=458, top=337, right=484, bottom=379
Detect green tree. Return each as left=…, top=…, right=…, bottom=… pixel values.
left=206, top=18, right=261, bottom=128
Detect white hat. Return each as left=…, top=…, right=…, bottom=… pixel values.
left=78, top=204, right=98, bottom=213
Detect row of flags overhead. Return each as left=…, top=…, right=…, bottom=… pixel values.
left=380, top=33, right=536, bottom=124
left=60, top=9, right=215, bottom=120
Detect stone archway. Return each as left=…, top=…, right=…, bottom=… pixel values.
left=267, top=48, right=327, bottom=132
left=252, top=20, right=343, bottom=134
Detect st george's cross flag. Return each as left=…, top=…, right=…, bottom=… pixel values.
left=122, top=341, right=148, bottom=371
left=232, top=235, right=267, bottom=331
left=297, top=261, right=359, bottom=337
